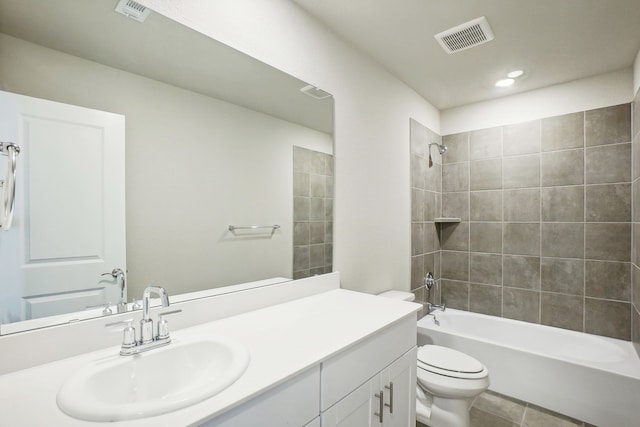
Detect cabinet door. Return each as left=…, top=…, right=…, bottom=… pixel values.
left=321, top=376, right=379, bottom=427
left=381, top=347, right=417, bottom=427
left=202, top=366, right=320, bottom=427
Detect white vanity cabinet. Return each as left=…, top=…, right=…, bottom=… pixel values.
left=320, top=315, right=417, bottom=427
left=199, top=366, right=320, bottom=427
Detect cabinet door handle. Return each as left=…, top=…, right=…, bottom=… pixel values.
left=374, top=390, right=384, bottom=423
left=385, top=382, right=394, bottom=413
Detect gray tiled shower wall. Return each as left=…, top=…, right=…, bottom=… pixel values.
left=293, top=146, right=333, bottom=279
left=633, top=91, right=640, bottom=357
left=411, top=103, right=636, bottom=342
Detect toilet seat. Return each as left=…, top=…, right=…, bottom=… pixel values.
left=417, top=345, right=488, bottom=380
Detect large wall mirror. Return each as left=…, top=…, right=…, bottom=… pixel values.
left=0, top=0, right=334, bottom=333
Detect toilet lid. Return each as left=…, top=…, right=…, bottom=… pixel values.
left=417, top=345, right=485, bottom=374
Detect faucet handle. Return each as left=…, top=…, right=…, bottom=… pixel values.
left=157, top=309, right=182, bottom=340
left=105, top=319, right=136, bottom=348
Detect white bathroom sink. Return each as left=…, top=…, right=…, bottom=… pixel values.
left=56, top=337, right=250, bottom=422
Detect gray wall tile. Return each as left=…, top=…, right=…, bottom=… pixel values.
left=442, top=192, right=469, bottom=220
left=541, top=223, right=584, bottom=259
left=633, top=308, right=640, bottom=357
left=503, top=255, right=540, bottom=290
left=541, top=149, right=584, bottom=186
left=470, top=190, right=502, bottom=221
left=442, top=133, right=469, bottom=163
left=294, top=197, right=310, bottom=221
left=411, top=154, right=426, bottom=189
left=412, top=223, right=424, bottom=256
left=540, top=257, right=584, bottom=295
left=423, top=190, right=437, bottom=221
left=634, top=133, right=640, bottom=181
left=503, top=155, right=540, bottom=188
left=470, top=222, right=502, bottom=253
left=585, top=260, right=630, bottom=301
left=585, top=223, right=631, bottom=261
left=411, top=256, right=425, bottom=289
left=441, top=222, right=469, bottom=251
left=541, top=186, right=584, bottom=222
left=470, top=253, right=502, bottom=285
left=503, top=120, right=540, bottom=156
left=541, top=112, right=584, bottom=152
left=585, top=183, right=631, bottom=222
left=412, top=189, right=424, bottom=222
left=503, top=188, right=540, bottom=221
left=634, top=180, right=640, bottom=221
left=443, top=162, right=469, bottom=192
left=469, top=284, right=502, bottom=316
left=310, top=151, right=326, bottom=174
left=503, top=287, right=540, bottom=323
left=470, top=127, right=502, bottom=160
left=309, top=173, right=326, bottom=197
left=585, top=143, right=631, bottom=184
left=441, top=250, right=469, bottom=281
left=541, top=292, right=584, bottom=331
left=585, top=104, right=631, bottom=147
left=634, top=265, right=640, bottom=310
left=293, top=246, right=310, bottom=271
left=503, top=223, right=540, bottom=256
left=425, top=162, right=441, bottom=192
left=585, top=298, right=631, bottom=340
left=294, top=172, right=309, bottom=196
left=441, top=280, right=469, bottom=310
left=309, top=222, right=325, bottom=244
left=309, top=244, right=325, bottom=268
left=293, top=222, right=310, bottom=245
left=470, top=159, right=502, bottom=190
left=309, top=198, right=325, bottom=220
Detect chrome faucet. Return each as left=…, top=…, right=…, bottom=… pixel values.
left=140, top=285, right=169, bottom=344
left=106, top=285, right=181, bottom=356
left=101, top=268, right=128, bottom=313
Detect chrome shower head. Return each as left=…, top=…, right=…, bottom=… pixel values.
left=429, top=142, right=447, bottom=155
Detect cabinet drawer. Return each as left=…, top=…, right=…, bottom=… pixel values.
left=321, top=315, right=416, bottom=411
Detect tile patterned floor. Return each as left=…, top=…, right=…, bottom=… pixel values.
left=417, top=390, right=598, bottom=427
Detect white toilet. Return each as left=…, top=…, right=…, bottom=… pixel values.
left=378, top=291, right=490, bottom=427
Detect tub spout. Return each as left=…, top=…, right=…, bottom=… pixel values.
left=427, top=302, right=446, bottom=313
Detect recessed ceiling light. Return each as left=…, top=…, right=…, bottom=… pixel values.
left=495, top=78, right=515, bottom=87
left=507, top=69, right=524, bottom=78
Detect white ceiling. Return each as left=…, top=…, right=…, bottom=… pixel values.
left=291, top=0, right=640, bottom=110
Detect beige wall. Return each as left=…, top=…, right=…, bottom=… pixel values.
left=0, top=34, right=332, bottom=297
left=140, top=0, right=441, bottom=294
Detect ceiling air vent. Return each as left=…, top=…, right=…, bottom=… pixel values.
left=434, top=16, right=494, bottom=54
left=300, top=85, right=332, bottom=100
left=115, top=0, right=151, bottom=23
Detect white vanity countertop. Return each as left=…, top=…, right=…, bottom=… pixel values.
left=0, top=289, right=420, bottom=426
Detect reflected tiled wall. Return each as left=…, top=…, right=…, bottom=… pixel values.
left=293, top=146, right=333, bottom=279
left=410, top=119, right=443, bottom=310
left=438, top=104, right=633, bottom=340
left=633, top=92, right=640, bottom=356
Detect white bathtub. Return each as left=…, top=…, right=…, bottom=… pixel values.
left=417, top=309, right=640, bottom=427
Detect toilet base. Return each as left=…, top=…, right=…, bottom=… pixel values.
left=416, top=387, right=473, bottom=427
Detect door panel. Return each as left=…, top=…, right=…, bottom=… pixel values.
left=0, top=90, right=125, bottom=323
